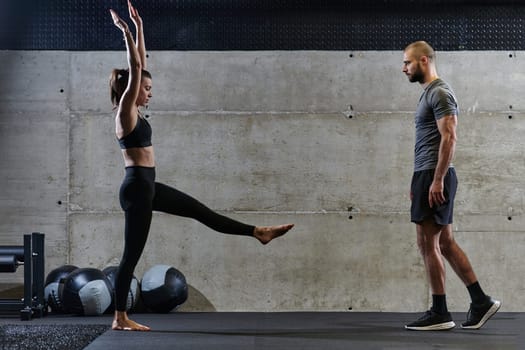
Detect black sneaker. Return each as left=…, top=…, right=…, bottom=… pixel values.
left=461, top=297, right=501, bottom=330
left=405, top=310, right=456, bottom=331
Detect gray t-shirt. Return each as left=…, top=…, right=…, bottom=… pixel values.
left=414, top=78, right=458, bottom=172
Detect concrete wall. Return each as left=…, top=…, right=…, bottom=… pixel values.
left=0, top=50, right=523, bottom=312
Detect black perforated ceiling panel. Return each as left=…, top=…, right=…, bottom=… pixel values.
left=0, top=0, right=523, bottom=50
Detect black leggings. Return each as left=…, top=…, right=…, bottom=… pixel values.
left=114, top=166, right=255, bottom=311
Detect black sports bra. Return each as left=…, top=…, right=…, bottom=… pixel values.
left=117, top=117, right=152, bottom=149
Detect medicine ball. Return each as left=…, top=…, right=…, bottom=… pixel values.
left=102, top=265, right=140, bottom=312
left=44, top=265, right=78, bottom=313
left=61, top=267, right=113, bottom=316
left=141, top=265, right=188, bottom=313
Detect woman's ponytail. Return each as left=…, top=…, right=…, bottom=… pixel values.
left=109, top=68, right=129, bottom=107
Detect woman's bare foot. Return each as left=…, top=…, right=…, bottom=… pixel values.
left=112, top=311, right=150, bottom=331
left=253, top=224, right=294, bottom=244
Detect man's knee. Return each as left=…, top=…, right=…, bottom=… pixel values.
left=416, top=220, right=444, bottom=254
left=439, top=234, right=458, bottom=258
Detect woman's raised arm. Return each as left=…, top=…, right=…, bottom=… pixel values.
left=110, top=8, right=142, bottom=134
left=128, top=1, right=147, bottom=70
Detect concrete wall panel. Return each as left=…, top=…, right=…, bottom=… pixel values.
left=0, top=52, right=70, bottom=282
left=1, top=50, right=524, bottom=311
left=70, top=51, right=525, bottom=113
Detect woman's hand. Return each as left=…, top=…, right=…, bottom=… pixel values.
left=110, top=9, right=130, bottom=34
left=128, top=1, right=143, bottom=30
left=127, top=1, right=147, bottom=69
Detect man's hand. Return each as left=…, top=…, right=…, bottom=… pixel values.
left=428, top=180, right=445, bottom=208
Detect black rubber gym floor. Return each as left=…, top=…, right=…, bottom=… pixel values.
left=0, top=312, right=522, bottom=350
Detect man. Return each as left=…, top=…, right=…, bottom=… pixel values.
left=402, top=41, right=500, bottom=331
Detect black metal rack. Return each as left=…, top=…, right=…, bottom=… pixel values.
left=0, top=232, right=46, bottom=321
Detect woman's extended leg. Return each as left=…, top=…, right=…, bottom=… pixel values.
left=152, top=182, right=293, bottom=244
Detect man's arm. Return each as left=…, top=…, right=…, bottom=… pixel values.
left=429, top=114, right=457, bottom=208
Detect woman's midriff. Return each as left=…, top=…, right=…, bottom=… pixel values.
left=121, top=146, right=155, bottom=168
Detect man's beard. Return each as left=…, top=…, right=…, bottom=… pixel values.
left=408, top=65, right=425, bottom=83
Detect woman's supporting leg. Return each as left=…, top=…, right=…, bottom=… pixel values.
left=115, top=206, right=152, bottom=311
left=113, top=203, right=153, bottom=331
left=113, top=167, right=155, bottom=331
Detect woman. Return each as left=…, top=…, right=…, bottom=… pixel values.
left=109, top=3, right=294, bottom=331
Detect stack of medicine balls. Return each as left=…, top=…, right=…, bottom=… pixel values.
left=44, top=264, right=188, bottom=316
